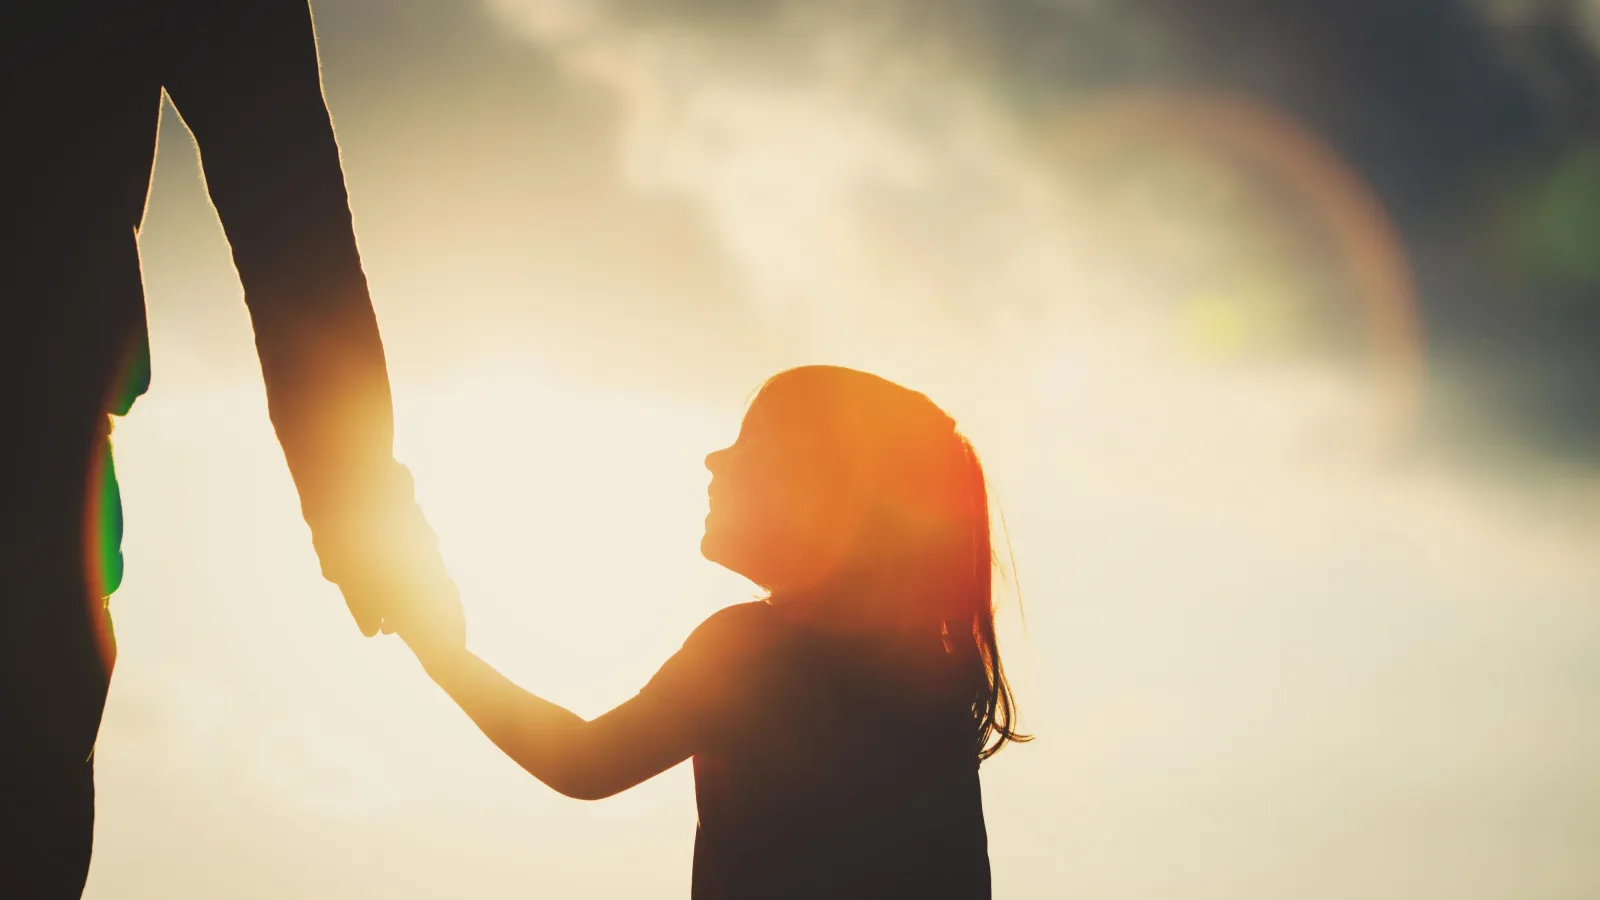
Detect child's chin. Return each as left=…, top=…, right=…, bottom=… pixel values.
left=699, top=531, right=739, bottom=573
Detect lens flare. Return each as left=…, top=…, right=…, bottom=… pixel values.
left=1048, top=88, right=1425, bottom=434
left=82, top=429, right=123, bottom=673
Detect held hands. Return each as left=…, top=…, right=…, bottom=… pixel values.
left=308, top=462, right=466, bottom=656
left=391, top=579, right=468, bottom=667
left=330, top=509, right=468, bottom=665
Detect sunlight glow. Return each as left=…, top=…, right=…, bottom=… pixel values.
left=392, top=363, right=748, bottom=712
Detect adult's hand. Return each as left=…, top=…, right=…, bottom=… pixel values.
left=346, top=531, right=465, bottom=646
left=310, top=464, right=464, bottom=642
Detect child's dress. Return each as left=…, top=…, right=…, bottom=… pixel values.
left=640, top=601, right=992, bottom=900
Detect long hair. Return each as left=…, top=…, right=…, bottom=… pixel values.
left=754, top=365, right=1030, bottom=762
left=949, top=435, right=1029, bottom=761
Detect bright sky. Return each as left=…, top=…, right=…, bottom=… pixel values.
left=81, top=2, right=1600, bottom=898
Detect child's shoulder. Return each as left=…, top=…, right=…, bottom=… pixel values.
left=690, top=600, right=778, bottom=642
left=676, top=601, right=788, bottom=660
left=658, top=602, right=782, bottom=679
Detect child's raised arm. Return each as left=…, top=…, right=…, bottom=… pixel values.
left=407, top=642, right=700, bottom=801
left=405, top=602, right=763, bottom=799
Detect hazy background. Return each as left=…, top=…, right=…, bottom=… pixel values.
left=84, top=1, right=1598, bottom=897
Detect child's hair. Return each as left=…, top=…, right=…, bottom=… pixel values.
left=752, top=366, right=1030, bottom=761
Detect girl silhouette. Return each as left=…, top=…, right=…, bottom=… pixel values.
left=405, top=365, right=1027, bottom=899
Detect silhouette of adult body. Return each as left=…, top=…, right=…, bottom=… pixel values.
left=1, top=2, right=459, bottom=894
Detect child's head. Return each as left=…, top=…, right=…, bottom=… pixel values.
left=703, top=365, right=1026, bottom=759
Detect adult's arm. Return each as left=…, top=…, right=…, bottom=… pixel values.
left=161, top=0, right=456, bottom=637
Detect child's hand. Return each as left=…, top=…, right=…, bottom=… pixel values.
left=393, top=588, right=468, bottom=667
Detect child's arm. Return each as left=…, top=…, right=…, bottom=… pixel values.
left=412, top=645, right=698, bottom=801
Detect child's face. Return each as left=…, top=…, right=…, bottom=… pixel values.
left=701, top=392, right=856, bottom=593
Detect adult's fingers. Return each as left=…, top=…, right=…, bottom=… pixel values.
left=344, top=590, right=382, bottom=637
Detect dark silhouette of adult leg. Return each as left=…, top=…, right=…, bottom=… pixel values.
left=0, top=387, right=120, bottom=897
left=0, top=571, right=111, bottom=898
